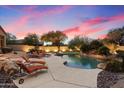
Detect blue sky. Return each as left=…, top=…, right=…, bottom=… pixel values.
left=0, top=5, right=124, bottom=41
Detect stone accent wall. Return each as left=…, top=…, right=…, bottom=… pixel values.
left=7, top=45, right=69, bottom=52
left=7, top=45, right=34, bottom=52
left=117, top=46, right=124, bottom=51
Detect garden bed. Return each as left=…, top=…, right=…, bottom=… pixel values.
left=0, top=70, right=18, bottom=88
left=97, top=71, right=119, bottom=88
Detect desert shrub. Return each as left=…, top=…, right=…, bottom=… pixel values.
left=90, top=40, right=103, bottom=50
left=97, top=46, right=110, bottom=56
left=105, top=61, right=123, bottom=72
left=80, top=43, right=91, bottom=53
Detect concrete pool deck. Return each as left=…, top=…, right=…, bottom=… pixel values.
left=13, top=54, right=102, bottom=88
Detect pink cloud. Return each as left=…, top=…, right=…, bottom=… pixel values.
left=13, top=24, right=55, bottom=39
left=29, top=6, right=72, bottom=20
left=63, top=27, right=79, bottom=34
left=97, top=34, right=107, bottom=39
left=83, top=17, right=108, bottom=26
left=6, top=6, right=72, bottom=20
left=64, top=13, right=124, bottom=39
left=4, top=6, right=124, bottom=40
left=63, top=27, right=80, bottom=38
left=5, top=15, right=30, bottom=33
left=109, top=14, right=124, bottom=20
left=4, top=6, right=72, bottom=39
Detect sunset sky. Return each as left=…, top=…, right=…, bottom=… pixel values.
left=1, top=5, right=124, bottom=41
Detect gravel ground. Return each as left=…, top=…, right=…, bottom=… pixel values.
left=0, top=70, right=18, bottom=88
left=97, top=71, right=119, bottom=88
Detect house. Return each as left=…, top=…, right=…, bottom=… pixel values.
left=0, top=26, right=6, bottom=48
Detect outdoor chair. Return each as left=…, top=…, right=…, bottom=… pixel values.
left=16, top=61, right=48, bottom=84
left=22, top=56, right=46, bottom=65
left=27, top=50, right=51, bottom=58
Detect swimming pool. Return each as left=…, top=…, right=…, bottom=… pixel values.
left=64, top=55, right=100, bottom=69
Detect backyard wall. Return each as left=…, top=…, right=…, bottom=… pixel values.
left=7, top=45, right=69, bottom=52
left=104, top=43, right=124, bottom=54
left=117, top=46, right=124, bottom=51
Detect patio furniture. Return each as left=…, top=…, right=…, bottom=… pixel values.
left=16, top=61, right=48, bottom=84
left=27, top=49, right=51, bottom=58
left=22, top=56, right=46, bottom=65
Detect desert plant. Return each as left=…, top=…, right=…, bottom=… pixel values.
left=80, top=43, right=91, bottom=53
left=90, top=40, right=103, bottom=50
left=105, top=61, right=123, bottom=72
left=97, top=46, right=110, bottom=56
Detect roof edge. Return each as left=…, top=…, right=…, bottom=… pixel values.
left=0, top=25, right=7, bottom=35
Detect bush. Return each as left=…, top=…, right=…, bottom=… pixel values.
left=80, top=43, right=91, bottom=53
left=28, top=48, right=38, bottom=53
left=90, top=40, right=103, bottom=50
left=97, top=46, right=110, bottom=56
left=1, top=47, right=13, bottom=54
left=105, top=61, right=123, bottom=72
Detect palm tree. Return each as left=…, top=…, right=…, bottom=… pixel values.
left=41, top=31, right=67, bottom=52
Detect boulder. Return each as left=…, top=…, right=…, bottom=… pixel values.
left=0, top=59, right=19, bottom=76
left=97, top=63, right=107, bottom=70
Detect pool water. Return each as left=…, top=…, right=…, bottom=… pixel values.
left=64, top=55, right=100, bottom=69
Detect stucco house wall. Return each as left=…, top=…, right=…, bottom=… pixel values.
left=0, top=26, right=6, bottom=48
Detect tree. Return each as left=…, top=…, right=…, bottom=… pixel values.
left=90, top=40, right=103, bottom=50
left=24, top=33, right=39, bottom=46
left=41, top=31, right=67, bottom=52
left=97, top=46, right=110, bottom=56
left=68, top=36, right=90, bottom=51
left=80, top=43, right=91, bottom=53
left=107, top=27, right=124, bottom=44
left=68, top=36, right=84, bottom=50
left=6, top=33, right=17, bottom=44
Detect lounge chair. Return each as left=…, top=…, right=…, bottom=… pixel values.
left=21, top=56, right=46, bottom=65
left=27, top=50, right=45, bottom=58
left=16, top=61, right=48, bottom=84
left=27, top=50, right=51, bottom=58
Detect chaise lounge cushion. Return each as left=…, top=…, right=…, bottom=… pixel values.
left=26, top=65, right=48, bottom=74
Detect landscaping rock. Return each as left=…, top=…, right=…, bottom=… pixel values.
left=97, top=71, right=119, bottom=88
left=97, top=63, right=106, bottom=70
left=0, top=70, right=18, bottom=88
left=0, top=59, right=19, bottom=76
